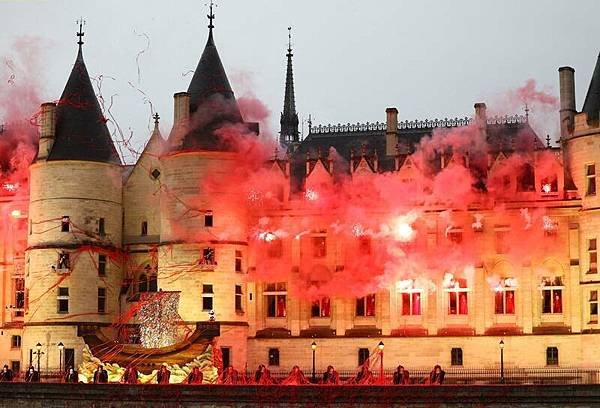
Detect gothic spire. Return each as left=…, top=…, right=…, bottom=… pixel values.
left=280, top=26, right=299, bottom=148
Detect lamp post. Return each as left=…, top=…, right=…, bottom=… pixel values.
left=311, top=341, right=317, bottom=383
left=57, top=342, right=64, bottom=376
left=33, top=342, right=44, bottom=382
left=499, top=339, right=505, bottom=384
left=378, top=341, right=384, bottom=383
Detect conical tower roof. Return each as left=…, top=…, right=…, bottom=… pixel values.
left=180, top=6, right=244, bottom=150
left=583, top=53, right=600, bottom=122
left=48, top=28, right=120, bottom=164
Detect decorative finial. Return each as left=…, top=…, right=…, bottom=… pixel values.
left=153, top=112, right=160, bottom=126
left=76, top=18, right=86, bottom=48
left=524, top=103, right=530, bottom=121
left=308, top=114, right=312, bottom=132
left=287, top=27, right=292, bottom=52
left=207, top=1, right=216, bottom=30
left=546, top=134, right=551, bottom=148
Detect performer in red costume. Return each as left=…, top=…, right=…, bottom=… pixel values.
left=281, top=365, right=310, bottom=385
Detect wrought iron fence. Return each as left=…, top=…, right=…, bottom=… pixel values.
left=7, top=367, right=600, bottom=385
left=251, top=367, right=600, bottom=385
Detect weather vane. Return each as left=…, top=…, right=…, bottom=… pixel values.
left=76, top=18, right=86, bottom=46
left=288, top=26, right=292, bottom=51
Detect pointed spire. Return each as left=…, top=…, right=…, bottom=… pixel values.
left=180, top=1, right=244, bottom=150
left=280, top=26, right=299, bottom=147
left=47, top=23, right=120, bottom=164
left=583, top=53, right=600, bottom=122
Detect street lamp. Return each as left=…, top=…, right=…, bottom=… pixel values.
left=57, top=342, right=64, bottom=376
left=378, top=341, right=385, bottom=383
left=499, top=339, right=505, bottom=384
left=33, top=342, right=44, bottom=382
left=311, top=341, right=317, bottom=383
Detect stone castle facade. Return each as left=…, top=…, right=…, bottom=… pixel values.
left=2, top=15, right=600, bottom=375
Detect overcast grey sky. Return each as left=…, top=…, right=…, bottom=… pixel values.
left=2, top=0, right=600, bottom=162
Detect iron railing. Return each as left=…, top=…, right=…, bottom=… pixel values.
left=9, top=367, right=600, bottom=385
left=247, top=367, right=600, bottom=385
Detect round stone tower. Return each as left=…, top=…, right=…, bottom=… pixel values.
left=23, top=32, right=123, bottom=371
left=157, top=14, right=250, bottom=369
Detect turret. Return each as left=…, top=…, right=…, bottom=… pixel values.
left=159, top=4, right=249, bottom=370
left=24, top=21, right=123, bottom=370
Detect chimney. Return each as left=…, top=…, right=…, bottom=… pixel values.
left=169, top=92, right=191, bottom=148
left=385, top=107, right=398, bottom=156
left=474, top=103, right=487, bottom=129
left=173, top=92, right=190, bottom=124
left=37, top=102, right=56, bottom=161
left=559, top=66, right=576, bottom=139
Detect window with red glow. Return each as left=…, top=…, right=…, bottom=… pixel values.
left=400, top=292, right=421, bottom=316
left=311, top=297, right=331, bottom=317
left=356, top=294, right=376, bottom=317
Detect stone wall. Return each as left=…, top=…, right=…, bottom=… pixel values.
left=0, top=383, right=599, bottom=407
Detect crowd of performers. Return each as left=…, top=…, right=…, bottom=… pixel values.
left=0, top=361, right=446, bottom=385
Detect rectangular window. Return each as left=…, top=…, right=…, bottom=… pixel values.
left=546, top=347, right=559, bottom=366
left=235, top=250, right=243, bottom=273
left=358, top=348, right=370, bottom=366
left=201, top=248, right=216, bottom=265
left=98, top=254, right=107, bottom=276
left=268, top=348, right=280, bottom=366
left=235, top=284, right=243, bottom=312
left=267, top=239, right=283, bottom=258
left=494, top=289, right=516, bottom=314
left=495, top=231, right=509, bottom=254
left=98, top=287, right=106, bottom=313
left=57, top=287, right=69, bottom=313
left=14, top=278, right=24, bottom=317
left=141, top=221, right=148, bottom=236
left=61, top=216, right=70, bottom=232
left=98, top=217, right=105, bottom=235
left=311, top=297, right=331, bottom=317
left=446, top=279, right=468, bottom=315
left=57, top=252, right=70, bottom=270
left=11, top=335, right=21, bottom=349
left=221, top=347, right=231, bottom=369
left=589, top=239, right=597, bottom=274
left=451, top=348, right=463, bottom=366
left=542, top=288, right=563, bottom=314
left=355, top=294, right=376, bottom=317
left=590, top=290, right=598, bottom=322
left=447, top=230, right=463, bottom=244
left=358, top=236, right=371, bottom=255
left=204, top=211, right=213, bottom=227
left=587, top=164, right=596, bottom=196
left=202, top=284, right=214, bottom=311
left=400, top=291, right=422, bottom=316
left=312, top=236, right=327, bottom=258
left=265, top=282, right=287, bottom=317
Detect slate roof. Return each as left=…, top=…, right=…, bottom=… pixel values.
left=47, top=45, right=120, bottom=164
left=181, top=27, right=244, bottom=150
left=582, top=53, right=600, bottom=122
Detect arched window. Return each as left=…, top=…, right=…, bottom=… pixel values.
left=138, top=274, right=148, bottom=293
left=148, top=274, right=158, bottom=292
